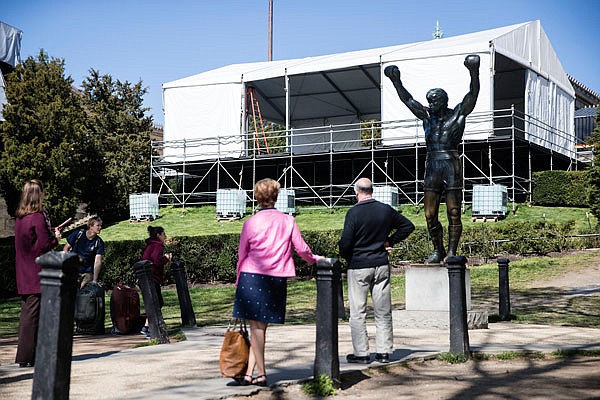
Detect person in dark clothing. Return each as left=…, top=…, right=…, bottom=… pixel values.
left=63, top=216, right=105, bottom=288
left=140, top=226, right=172, bottom=338
left=14, top=179, right=63, bottom=367
left=339, top=177, right=415, bottom=364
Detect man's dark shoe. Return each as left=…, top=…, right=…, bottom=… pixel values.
left=18, top=362, right=34, bottom=368
left=346, top=354, right=371, bottom=364
left=375, top=353, right=390, bottom=363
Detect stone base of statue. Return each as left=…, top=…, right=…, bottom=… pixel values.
left=399, top=263, right=488, bottom=330
left=392, top=310, right=488, bottom=330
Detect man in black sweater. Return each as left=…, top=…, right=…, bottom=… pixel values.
left=339, top=177, right=415, bottom=364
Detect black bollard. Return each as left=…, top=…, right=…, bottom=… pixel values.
left=171, top=258, right=197, bottom=327
left=314, top=257, right=340, bottom=382
left=337, top=271, right=346, bottom=321
left=32, top=251, right=81, bottom=400
left=445, top=256, right=471, bottom=358
left=134, top=260, right=170, bottom=344
left=497, top=258, right=511, bottom=321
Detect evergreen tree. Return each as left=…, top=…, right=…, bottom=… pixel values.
left=80, top=69, right=153, bottom=221
left=586, top=106, right=600, bottom=221
left=0, top=51, right=88, bottom=222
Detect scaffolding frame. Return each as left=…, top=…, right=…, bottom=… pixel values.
left=150, top=108, right=591, bottom=211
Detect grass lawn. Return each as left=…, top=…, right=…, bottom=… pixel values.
left=99, top=204, right=596, bottom=242
left=1, top=250, right=598, bottom=337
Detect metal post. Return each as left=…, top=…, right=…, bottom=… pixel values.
left=268, top=0, right=273, bottom=61
left=134, top=260, right=170, bottom=344
left=370, top=124, right=375, bottom=183
left=149, top=141, right=153, bottom=194
left=415, top=123, right=419, bottom=206
left=330, top=125, right=333, bottom=209
left=314, top=257, right=340, bottom=381
left=511, top=104, right=516, bottom=208
left=445, top=256, right=470, bottom=357
left=482, top=222, right=487, bottom=263
left=32, top=251, right=81, bottom=400
left=497, top=258, right=511, bottom=321
left=528, top=144, right=532, bottom=203
left=337, top=270, right=346, bottom=321
left=171, top=258, right=197, bottom=327
left=182, top=139, right=186, bottom=212
left=488, top=143, right=493, bottom=183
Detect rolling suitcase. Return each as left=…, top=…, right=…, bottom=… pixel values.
left=74, top=282, right=106, bottom=334
left=110, top=283, right=143, bottom=334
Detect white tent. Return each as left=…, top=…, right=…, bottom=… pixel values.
left=162, top=20, right=574, bottom=161
left=0, top=21, right=23, bottom=122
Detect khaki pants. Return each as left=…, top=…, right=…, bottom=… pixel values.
left=347, top=265, right=393, bottom=356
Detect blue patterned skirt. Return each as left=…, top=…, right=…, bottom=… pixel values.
left=232, top=273, right=287, bottom=324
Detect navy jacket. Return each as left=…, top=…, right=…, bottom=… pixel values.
left=339, top=198, right=415, bottom=268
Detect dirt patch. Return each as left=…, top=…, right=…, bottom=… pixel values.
left=242, top=356, right=600, bottom=399
left=527, top=250, right=600, bottom=289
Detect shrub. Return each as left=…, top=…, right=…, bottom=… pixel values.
left=532, top=170, right=588, bottom=207
left=0, top=219, right=587, bottom=298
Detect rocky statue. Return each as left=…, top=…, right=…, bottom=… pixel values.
left=384, top=54, right=480, bottom=263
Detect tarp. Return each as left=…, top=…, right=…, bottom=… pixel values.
left=0, top=21, right=22, bottom=68
left=162, top=20, right=575, bottom=161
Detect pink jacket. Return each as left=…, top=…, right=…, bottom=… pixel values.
left=236, top=208, right=318, bottom=285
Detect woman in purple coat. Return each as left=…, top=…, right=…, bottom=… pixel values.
left=139, top=226, right=172, bottom=337
left=14, top=179, right=61, bottom=367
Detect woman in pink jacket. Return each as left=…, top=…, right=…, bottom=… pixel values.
left=232, top=178, right=321, bottom=387
left=14, top=179, right=61, bottom=367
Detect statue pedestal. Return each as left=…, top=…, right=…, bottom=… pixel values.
left=403, top=264, right=487, bottom=329
left=406, top=264, right=471, bottom=311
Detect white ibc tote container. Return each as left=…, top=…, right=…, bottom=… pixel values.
left=216, top=189, right=246, bottom=218
left=373, top=186, right=399, bottom=208
left=129, top=193, right=159, bottom=221
left=275, top=188, right=295, bottom=215
left=472, top=185, right=508, bottom=218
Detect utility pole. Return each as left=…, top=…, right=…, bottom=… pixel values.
left=268, top=0, right=273, bottom=61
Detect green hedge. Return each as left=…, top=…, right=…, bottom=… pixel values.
left=0, top=219, right=595, bottom=299
left=532, top=170, right=588, bottom=207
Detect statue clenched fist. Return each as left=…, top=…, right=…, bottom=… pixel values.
left=384, top=65, right=401, bottom=82
left=464, top=54, right=480, bottom=72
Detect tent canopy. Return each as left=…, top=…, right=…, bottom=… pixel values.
left=162, top=20, right=575, bottom=160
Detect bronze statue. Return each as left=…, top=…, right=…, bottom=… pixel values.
left=384, top=55, right=480, bottom=263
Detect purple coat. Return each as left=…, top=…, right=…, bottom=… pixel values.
left=15, top=212, right=58, bottom=294
left=142, top=238, right=169, bottom=284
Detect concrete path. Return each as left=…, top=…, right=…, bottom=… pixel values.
left=1, top=315, right=599, bottom=400
left=0, top=312, right=600, bottom=399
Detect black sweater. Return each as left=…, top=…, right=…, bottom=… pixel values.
left=338, top=198, right=415, bottom=269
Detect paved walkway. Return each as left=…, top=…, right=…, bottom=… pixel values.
left=1, top=312, right=599, bottom=400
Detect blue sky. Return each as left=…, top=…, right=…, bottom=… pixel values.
left=3, top=0, right=599, bottom=126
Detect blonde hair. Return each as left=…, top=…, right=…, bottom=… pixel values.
left=87, top=216, right=103, bottom=229
left=16, top=179, right=44, bottom=217
left=254, top=178, right=280, bottom=209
